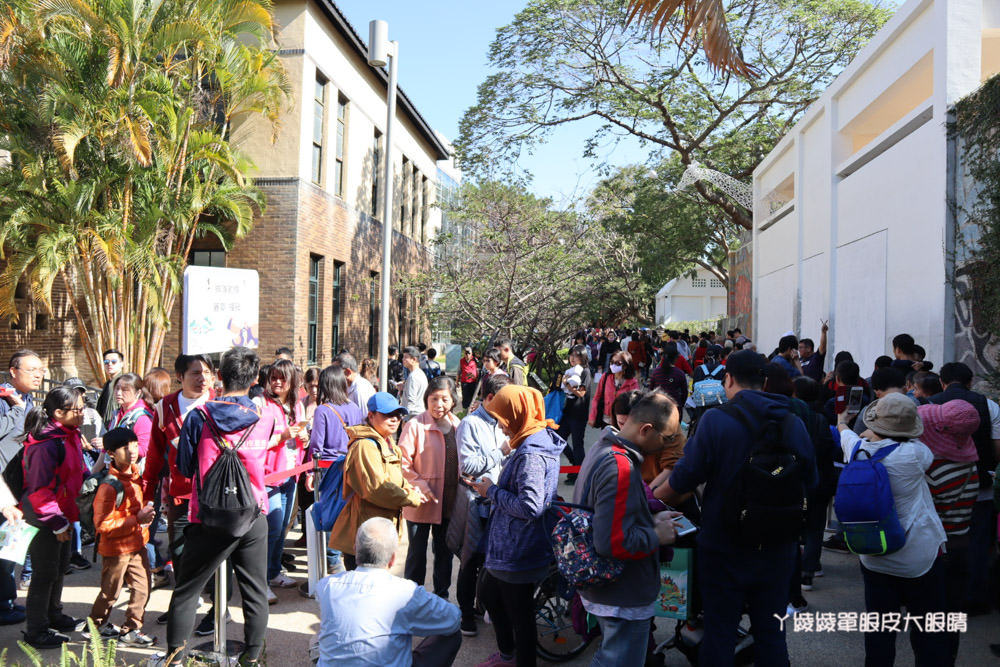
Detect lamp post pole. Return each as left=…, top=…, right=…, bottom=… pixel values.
left=369, top=20, right=397, bottom=391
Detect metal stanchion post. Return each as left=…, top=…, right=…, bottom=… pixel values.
left=315, top=464, right=328, bottom=581
left=214, top=563, right=227, bottom=657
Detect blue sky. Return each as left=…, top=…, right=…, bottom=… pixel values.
left=334, top=0, right=649, bottom=205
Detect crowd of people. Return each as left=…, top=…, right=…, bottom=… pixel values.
left=0, top=322, right=996, bottom=667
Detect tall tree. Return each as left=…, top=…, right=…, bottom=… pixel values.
left=0, top=0, right=289, bottom=379
left=458, top=0, right=892, bottom=229
left=589, top=158, right=740, bottom=287
left=411, top=181, right=650, bottom=384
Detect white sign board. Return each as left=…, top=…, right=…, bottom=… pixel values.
left=183, top=266, right=260, bottom=354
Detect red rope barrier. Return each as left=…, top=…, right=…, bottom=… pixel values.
left=264, top=460, right=580, bottom=486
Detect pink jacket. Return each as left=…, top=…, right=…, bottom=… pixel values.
left=262, top=397, right=305, bottom=483
left=398, top=410, right=461, bottom=524
left=589, top=374, right=640, bottom=425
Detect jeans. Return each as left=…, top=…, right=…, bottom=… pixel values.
left=802, top=493, right=830, bottom=574
left=591, top=615, right=651, bottom=667
left=698, top=543, right=795, bottom=667
left=166, top=516, right=268, bottom=661
left=267, top=479, right=297, bottom=581
left=860, top=556, right=949, bottom=666
left=405, top=520, right=453, bottom=598
left=479, top=571, right=537, bottom=667
left=25, top=526, right=71, bottom=636
left=964, top=500, right=997, bottom=608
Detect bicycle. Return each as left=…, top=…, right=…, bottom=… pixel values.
left=475, top=564, right=597, bottom=663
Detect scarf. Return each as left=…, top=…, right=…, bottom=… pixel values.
left=486, top=385, right=555, bottom=449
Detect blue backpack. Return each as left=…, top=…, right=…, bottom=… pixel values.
left=313, top=455, right=353, bottom=532
left=833, top=441, right=905, bottom=555
left=691, top=365, right=727, bottom=407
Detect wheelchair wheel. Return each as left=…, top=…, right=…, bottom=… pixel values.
left=534, top=568, right=596, bottom=662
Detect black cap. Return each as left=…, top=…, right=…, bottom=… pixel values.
left=62, top=377, right=87, bottom=392
left=724, top=350, right=767, bottom=378
left=103, top=427, right=138, bottom=452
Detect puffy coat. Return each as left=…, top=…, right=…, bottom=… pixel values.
left=95, top=463, right=148, bottom=557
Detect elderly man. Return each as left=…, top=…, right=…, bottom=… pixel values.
left=317, top=517, right=461, bottom=667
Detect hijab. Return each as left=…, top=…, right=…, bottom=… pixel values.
left=487, top=385, right=555, bottom=449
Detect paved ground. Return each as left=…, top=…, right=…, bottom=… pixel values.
left=0, top=424, right=997, bottom=665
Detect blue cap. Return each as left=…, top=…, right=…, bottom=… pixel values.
left=367, top=392, right=408, bottom=416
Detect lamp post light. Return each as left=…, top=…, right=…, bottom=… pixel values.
left=368, top=20, right=397, bottom=391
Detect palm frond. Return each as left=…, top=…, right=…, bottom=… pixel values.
left=624, top=0, right=758, bottom=78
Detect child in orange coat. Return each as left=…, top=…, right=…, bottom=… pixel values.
left=86, top=428, right=156, bottom=646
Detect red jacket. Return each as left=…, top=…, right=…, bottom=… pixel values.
left=95, top=463, right=148, bottom=557
left=23, top=424, right=85, bottom=533
left=142, top=391, right=205, bottom=505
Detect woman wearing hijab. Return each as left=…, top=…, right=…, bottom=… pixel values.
left=467, top=385, right=565, bottom=667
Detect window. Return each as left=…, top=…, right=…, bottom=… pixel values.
left=399, top=157, right=409, bottom=232
left=371, top=129, right=382, bottom=217
left=692, top=277, right=707, bottom=288
left=368, top=271, right=379, bottom=358
left=190, top=250, right=226, bottom=267
left=331, top=261, right=343, bottom=358
left=709, top=278, right=724, bottom=288
left=35, top=314, right=48, bottom=331
left=420, top=175, right=429, bottom=244
left=307, top=255, right=321, bottom=365
left=312, top=74, right=326, bottom=185
left=334, top=95, right=347, bottom=198
left=411, top=168, right=420, bottom=238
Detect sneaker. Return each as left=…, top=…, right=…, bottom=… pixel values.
left=0, top=607, right=25, bottom=625
left=69, top=553, right=92, bottom=570
left=460, top=616, right=478, bottom=637
left=119, top=629, right=157, bottom=647
left=156, top=611, right=169, bottom=625
left=266, top=587, right=278, bottom=605
left=814, top=568, right=824, bottom=578
left=23, top=628, right=70, bottom=649
left=788, top=595, right=808, bottom=614
left=822, top=534, right=849, bottom=553
left=50, top=614, right=85, bottom=633
left=152, top=571, right=171, bottom=589
left=18, top=574, right=30, bottom=589
left=801, top=574, right=814, bottom=591
left=474, top=652, right=516, bottom=667
left=269, top=573, right=297, bottom=589
left=194, top=612, right=229, bottom=637
left=81, top=622, right=119, bottom=640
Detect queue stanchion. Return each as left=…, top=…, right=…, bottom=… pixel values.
left=301, top=460, right=327, bottom=598
left=192, top=559, right=243, bottom=665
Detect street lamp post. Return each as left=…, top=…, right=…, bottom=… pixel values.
left=368, top=20, right=397, bottom=391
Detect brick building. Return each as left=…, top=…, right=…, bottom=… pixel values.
left=161, top=0, right=454, bottom=370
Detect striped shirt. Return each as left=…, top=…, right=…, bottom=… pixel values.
left=925, top=459, right=979, bottom=536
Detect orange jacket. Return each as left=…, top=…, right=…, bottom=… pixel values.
left=94, top=464, right=148, bottom=557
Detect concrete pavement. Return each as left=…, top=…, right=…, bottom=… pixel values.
left=0, top=424, right=996, bottom=665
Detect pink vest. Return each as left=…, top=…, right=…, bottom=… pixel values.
left=188, top=413, right=277, bottom=524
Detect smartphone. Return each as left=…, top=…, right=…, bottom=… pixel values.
left=846, top=386, right=864, bottom=415
left=834, top=385, right=848, bottom=414
left=674, top=515, right=698, bottom=536
left=0, top=387, right=12, bottom=398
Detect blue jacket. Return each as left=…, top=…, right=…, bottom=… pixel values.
left=669, top=390, right=818, bottom=551
left=485, top=427, right=565, bottom=573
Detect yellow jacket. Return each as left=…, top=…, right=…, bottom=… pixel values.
left=328, top=423, right=422, bottom=554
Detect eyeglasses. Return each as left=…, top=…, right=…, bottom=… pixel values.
left=61, top=406, right=85, bottom=414
left=103, top=359, right=120, bottom=366
left=18, top=367, right=46, bottom=375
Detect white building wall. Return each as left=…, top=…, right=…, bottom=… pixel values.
left=753, top=0, right=994, bottom=374
left=655, top=269, right=728, bottom=325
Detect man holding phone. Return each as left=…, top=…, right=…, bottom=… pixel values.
left=573, top=391, right=682, bottom=666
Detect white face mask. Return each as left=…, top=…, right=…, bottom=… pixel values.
left=609, top=363, right=624, bottom=374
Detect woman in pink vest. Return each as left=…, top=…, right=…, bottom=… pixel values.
left=261, top=360, right=305, bottom=598
left=589, top=350, right=640, bottom=428
left=398, top=376, right=462, bottom=597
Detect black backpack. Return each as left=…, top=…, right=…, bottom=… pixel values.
left=721, top=401, right=808, bottom=547
left=3, top=442, right=65, bottom=500
left=195, top=413, right=260, bottom=538
left=75, top=472, right=125, bottom=561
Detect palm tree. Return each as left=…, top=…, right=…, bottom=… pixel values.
left=624, top=0, right=758, bottom=77
left=0, top=0, right=289, bottom=379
